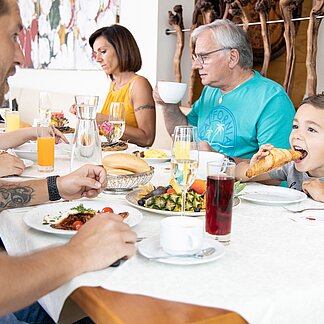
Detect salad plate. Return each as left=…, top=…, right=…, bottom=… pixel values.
left=23, top=200, right=143, bottom=236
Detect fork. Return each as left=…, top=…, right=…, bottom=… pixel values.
left=283, top=206, right=324, bottom=213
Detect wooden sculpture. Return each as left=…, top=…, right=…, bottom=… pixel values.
left=279, top=0, right=304, bottom=96
left=168, top=5, right=185, bottom=83
left=188, top=0, right=221, bottom=106
left=306, top=0, right=324, bottom=96
left=255, top=0, right=272, bottom=76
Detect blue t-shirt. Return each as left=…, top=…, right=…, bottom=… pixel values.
left=187, top=71, right=295, bottom=158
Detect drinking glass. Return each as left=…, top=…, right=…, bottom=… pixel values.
left=171, top=126, right=199, bottom=216
left=37, top=120, right=55, bottom=172
left=5, top=110, right=20, bottom=132
left=205, top=161, right=236, bottom=245
left=108, top=102, right=126, bottom=143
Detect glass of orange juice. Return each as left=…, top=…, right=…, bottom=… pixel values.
left=5, top=110, right=20, bottom=132
left=37, top=121, right=55, bottom=172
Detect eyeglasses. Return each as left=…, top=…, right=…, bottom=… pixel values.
left=192, top=47, right=232, bottom=65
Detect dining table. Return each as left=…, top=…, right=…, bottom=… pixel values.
left=1, top=143, right=324, bottom=323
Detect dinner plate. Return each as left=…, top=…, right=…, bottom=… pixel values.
left=125, top=189, right=240, bottom=217
left=240, top=186, right=307, bottom=205
left=21, top=158, right=33, bottom=168
left=138, top=235, right=225, bottom=265
left=23, top=200, right=143, bottom=236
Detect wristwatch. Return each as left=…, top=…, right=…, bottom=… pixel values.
left=47, top=175, right=61, bottom=201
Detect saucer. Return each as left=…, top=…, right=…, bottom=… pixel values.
left=138, top=235, right=225, bottom=265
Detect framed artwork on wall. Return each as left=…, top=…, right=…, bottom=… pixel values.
left=18, top=0, right=119, bottom=70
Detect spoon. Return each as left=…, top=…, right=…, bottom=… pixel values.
left=149, top=247, right=216, bottom=260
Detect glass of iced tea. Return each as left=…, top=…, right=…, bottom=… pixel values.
left=205, top=161, right=235, bottom=245
left=37, top=121, right=55, bottom=172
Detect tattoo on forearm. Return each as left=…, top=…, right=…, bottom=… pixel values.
left=0, top=186, right=34, bottom=211
left=134, top=104, right=155, bottom=112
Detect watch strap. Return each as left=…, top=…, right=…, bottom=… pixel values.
left=47, top=175, right=61, bottom=201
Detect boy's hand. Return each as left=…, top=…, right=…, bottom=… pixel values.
left=250, top=144, right=274, bottom=166
left=302, top=179, right=324, bottom=203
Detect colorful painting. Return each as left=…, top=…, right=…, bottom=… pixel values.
left=18, top=0, right=119, bottom=70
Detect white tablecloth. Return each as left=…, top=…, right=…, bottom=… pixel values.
left=1, top=150, right=324, bottom=323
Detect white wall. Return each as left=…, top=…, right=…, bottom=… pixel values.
left=316, top=23, right=324, bottom=93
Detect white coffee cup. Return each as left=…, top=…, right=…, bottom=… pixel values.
left=160, top=216, right=204, bottom=255
left=197, top=151, right=225, bottom=179
left=157, top=81, right=187, bottom=104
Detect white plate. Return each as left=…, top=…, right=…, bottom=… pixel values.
left=23, top=201, right=143, bottom=236
left=240, top=186, right=307, bottom=205
left=13, top=142, right=37, bottom=161
left=138, top=235, right=225, bottom=265
left=143, top=157, right=171, bottom=164
left=21, top=158, right=33, bottom=168
left=125, top=189, right=240, bottom=217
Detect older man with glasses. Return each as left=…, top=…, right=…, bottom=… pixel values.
left=154, top=19, right=295, bottom=163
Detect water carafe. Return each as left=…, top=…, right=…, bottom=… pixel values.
left=70, top=95, right=102, bottom=171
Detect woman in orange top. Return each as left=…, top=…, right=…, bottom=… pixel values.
left=89, top=25, right=156, bottom=147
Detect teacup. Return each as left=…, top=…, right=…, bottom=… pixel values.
left=157, top=81, right=187, bottom=104
left=160, top=216, right=204, bottom=255
left=197, top=151, right=226, bottom=179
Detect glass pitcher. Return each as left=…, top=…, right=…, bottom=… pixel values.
left=70, top=95, right=102, bottom=171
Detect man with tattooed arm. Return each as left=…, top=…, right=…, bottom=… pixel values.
left=0, top=1, right=137, bottom=322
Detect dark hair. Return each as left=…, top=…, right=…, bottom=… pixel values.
left=0, top=0, right=9, bottom=17
left=89, top=24, right=142, bottom=74
left=298, top=94, right=324, bottom=110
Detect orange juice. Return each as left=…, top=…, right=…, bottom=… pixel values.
left=37, top=137, right=55, bottom=171
left=5, top=111, right=20, bottom=132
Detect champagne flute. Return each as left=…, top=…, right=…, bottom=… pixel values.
left=171, top=126, right=199, bottom=216
left=108, top=102, right=126, bottom=143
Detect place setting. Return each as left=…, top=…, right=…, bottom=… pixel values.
left=237, top=183, right=307, bottom=205
left=137, top=216, right=226, bottom=265
left=23, top=200, right=143, bottom=236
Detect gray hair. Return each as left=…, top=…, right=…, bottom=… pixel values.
left=298, top=94, right=324, bottom=110
left=191, top=19, right=253, bottom=70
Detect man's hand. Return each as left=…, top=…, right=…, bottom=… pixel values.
left=57, top=164, right=107, bottom=200
left=153, top=85, right=165, bottom=105
left=68, top=213, right=137, bottom=272
left=0, top=153, right=25, bottom=177
left=302, top=179, right=324, bottom=203
left=199, top=141, right=215, bottom=152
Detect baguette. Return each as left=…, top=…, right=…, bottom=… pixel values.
left=102, top=153, right=151, bottom=174
left=246, top=148, right=302, bottom=178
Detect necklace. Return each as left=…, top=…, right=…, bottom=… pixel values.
left=218, top=72, right=254, bottom=104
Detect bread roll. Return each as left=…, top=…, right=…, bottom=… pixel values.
left=102, top=153, right=151, bottom=173
left=104, top=167, right=134, bottom=175
left=246, top=148, right=302, bottom=178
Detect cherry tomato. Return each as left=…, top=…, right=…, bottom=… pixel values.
left=72, top=220, right=83, bottom=230
left=101, top=207, right=114, bottom=214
